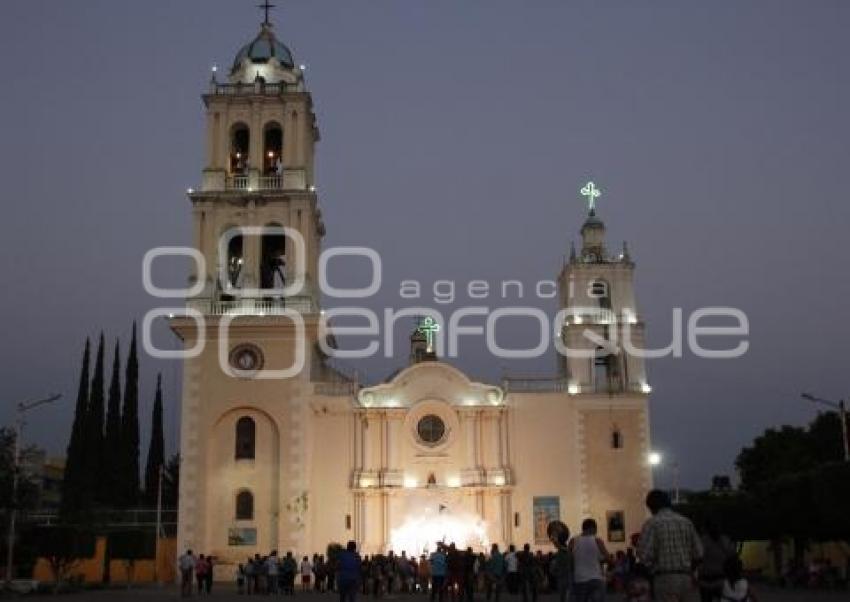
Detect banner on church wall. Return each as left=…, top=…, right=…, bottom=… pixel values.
left=532, top=496, right=560, bottom=544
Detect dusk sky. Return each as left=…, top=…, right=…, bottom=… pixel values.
left=1, top=0, right=848, bottom=490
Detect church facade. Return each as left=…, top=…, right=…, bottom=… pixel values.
left=170, top=17, right=653, bottom=573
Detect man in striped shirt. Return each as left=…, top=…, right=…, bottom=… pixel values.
left=638, top=489, right=703, bottom=601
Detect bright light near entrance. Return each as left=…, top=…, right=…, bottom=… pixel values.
left=403, top=476, right=418, bottom=489
left=390, top=509, right=489, bottom=555
left=567, top=383, right=579, bottom=395
left=446, top=476, right=461, bottom=488
left=648, top=452, right=662, bottom=467
left=640, top=382, right=652, bottom=394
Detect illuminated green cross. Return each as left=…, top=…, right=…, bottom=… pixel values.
left=418, top=316, right=440, bottom=352
left=580, top=181, right=602, bottom=212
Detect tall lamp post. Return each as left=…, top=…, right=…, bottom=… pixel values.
left=4, top=393, right=61, bottom=587
left=801, top=392, right=849, bottom=462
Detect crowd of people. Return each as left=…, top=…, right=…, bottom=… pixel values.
left=178, top=490, right=758, bottom=602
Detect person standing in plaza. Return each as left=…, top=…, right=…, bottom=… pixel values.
left=301, top=555, right=314, bottom=592
left=697, top=520, right=735, bottom=602
left=419, top=553, right=432, bottom=594
left=462, top=547, right=476, bottom=602
left=549, top=526, right=572, bottom=602
left=204, top=555, right=214, bottom=594
left=517, top=544, right=538, bottom=602
left=485, top=543, right=506, bottom=602
left=267, top=551, right=280, bottom=594
left=447, top=544, right=464, bottom=602
left=430, top=544, right=448, bottom=602
left=178, top=549, right=196, bottom=597
left=194, top=554, right=206, bottom=595
left=504, top=545, right=519, bottom=594
left=282, top=551, right=298, bottom=595
left=337, top=541, right=363, bottom=602
left=569, top=519, right=609, bottom=602
left=638, top=490, right=703, bottom=602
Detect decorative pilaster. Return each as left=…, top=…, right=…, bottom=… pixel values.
left=177, top=358, right=203, bottom=553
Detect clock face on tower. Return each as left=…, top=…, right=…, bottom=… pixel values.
left=229, top=344, right=264, bottom=374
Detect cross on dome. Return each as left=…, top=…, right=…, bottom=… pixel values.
left=258, top=0, right=276, bottom=26
left=417, top=317, right=440, bottom=352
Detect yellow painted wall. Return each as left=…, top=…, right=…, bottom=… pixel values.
left=740, top=540, right=850, bottom=579
left=33, top=537, right=176, bottom=584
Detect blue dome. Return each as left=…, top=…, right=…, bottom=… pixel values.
left=232, top=25, right=294, bottom=72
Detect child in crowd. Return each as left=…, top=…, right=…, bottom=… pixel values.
left=721, top=556, right=758, bottom=602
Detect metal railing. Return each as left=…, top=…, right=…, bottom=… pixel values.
left=502, top=377, right=569, bottom=392
left=187, top=296, right=318, bottom=316
left=260, top=175, right=282, bottom=190
left=222, top=171, right=304, bottom=192
left=208, top=82, right=297, bottom=96
left=502, top=377, right=647, bottom=395
left=226, top=175, right=248, bottom=190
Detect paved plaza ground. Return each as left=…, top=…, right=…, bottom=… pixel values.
left=11, top=587, right=850, bottom=601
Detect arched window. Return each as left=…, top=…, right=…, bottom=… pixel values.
left=235, top=490, right=254, bottom=520
left=230, top=123, right=250, bottom=174
left=263, top=122, right=283, bottom=175
left=594, top=346, right=621, bottom=393
left=235, top=416, right=256, bottom=459
left=225, top=231, right=244, bottom=290
left=260, top=223, right=286, bottom=291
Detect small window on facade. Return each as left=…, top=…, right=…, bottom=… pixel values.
left=607, top=511, right=625, bottom=543
left=589, top=280, right=612, bottom=309
left=611, top=429, right=623, bottom=449
left=235, top=490, right=254, bottom=520
left=594, top=350, right=612, bottom=392
left=235, top=416, right=256, bottom=459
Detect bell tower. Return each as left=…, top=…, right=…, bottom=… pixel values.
left=556, top=182, right=649, bottom=395
left=172, top=9, right=327, bottom=566
left=190, top=11, right=323, bottom=305
left=554, top=181, right=654, bottom=531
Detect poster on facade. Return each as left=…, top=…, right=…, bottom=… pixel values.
left=228, top=527, right=258, bottom=546
left=606, top=511, right=626, bottom=543
left=532, top=496, right=560, bottom=544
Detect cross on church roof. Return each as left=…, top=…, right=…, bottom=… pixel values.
left=417, top=316, right=440, bottom=353
left=580, top=181, right=602, bottom=214
left=258, top=0, right=276, bottom=26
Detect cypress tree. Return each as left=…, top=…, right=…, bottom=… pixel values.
left=143, top=373, right=165, bottom=506
left=120, top=322, right=140, bottom=507
left=60, top=338, right=90, bottom=518
left=86, top=333, right=106, bottom=504
left=104, top=338, right=123, bottom=506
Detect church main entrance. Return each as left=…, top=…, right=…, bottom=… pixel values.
left=389, top=489, right=489, bottom=555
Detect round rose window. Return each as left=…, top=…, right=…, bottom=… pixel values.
left=229, top=343, right=264, bottom=373
left=417, top=414, right=446, bottom=445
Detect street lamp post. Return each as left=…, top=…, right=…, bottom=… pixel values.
left=672, top=461, right=681, bottom=505
left=801, top=392, right=849, bottom=462
left=4, top=394, right=61, bottom=588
